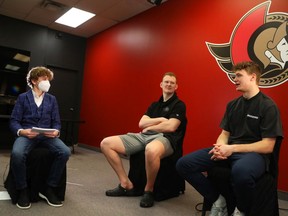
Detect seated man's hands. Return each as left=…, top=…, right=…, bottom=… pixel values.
left=209, top=143, right=233, bottom=161
left=43, top=130, right=59, bottom=138
left=19, top=129, right=39, bottom=139
left=20, top=129, right=59, bottom=138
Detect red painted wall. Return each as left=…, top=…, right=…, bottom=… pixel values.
left=79, top=0, right=288, bottom=191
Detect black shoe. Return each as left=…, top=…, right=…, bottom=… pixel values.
left=140, top=191, right=154, bottom=208
left=16, top=188, right=31, bottom=209
left=39, top=187, right=63, bottom=207
left=105, top=184, right=142, bottom=197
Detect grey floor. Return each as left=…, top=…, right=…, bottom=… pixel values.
left=0, top=146, right=288, bottom=216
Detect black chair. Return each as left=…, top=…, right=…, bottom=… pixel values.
left=201, top=138, right=282, bottom=216
left=4, top=147, right=67, bottom=204
left=128, top=148, right=185, bottom=201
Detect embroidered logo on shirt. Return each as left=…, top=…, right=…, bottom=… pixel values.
left=247, top=114, right=259, bottom=119
left=163, top=107, right=169, bottom=112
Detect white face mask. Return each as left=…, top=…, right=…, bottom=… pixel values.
left=38, top=80, right=51, bottom=92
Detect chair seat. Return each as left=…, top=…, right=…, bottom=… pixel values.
left=201, top=138, right=282, bottom=216
left=201, top=167, right=279, bottom=216
left=128, top=150, right=185, bottom=201
left=4, top=147, right=66, bottom=204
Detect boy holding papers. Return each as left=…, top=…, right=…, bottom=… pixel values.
left=9, top=66, right=71, bottom=209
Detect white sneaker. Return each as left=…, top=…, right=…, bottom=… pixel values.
left=209, top=195, right=228, bottom=216
left=232, top=207, right=245, bottom=216
left=209, top=204, right=228, bottom=216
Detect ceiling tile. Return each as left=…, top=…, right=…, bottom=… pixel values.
left=0, top=0, right=167, bottom=38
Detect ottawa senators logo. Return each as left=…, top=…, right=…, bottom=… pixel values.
left=206, top=1, right=288, bottom=88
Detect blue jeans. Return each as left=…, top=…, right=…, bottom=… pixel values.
left=11, top=136, right=71, bottom=190
left=176, top=147, right=266, bottom=212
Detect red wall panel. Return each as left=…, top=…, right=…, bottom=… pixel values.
left=79, top=0, right=288, bottom=191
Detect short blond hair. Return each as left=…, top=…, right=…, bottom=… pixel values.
left=163, top=72, right=177, bottom=82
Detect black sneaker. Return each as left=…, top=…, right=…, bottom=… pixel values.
left=140, top=191, right=154, bottom=208
left=39, top=187, right=63, bottom=207
left=105, top=184, right=142, bottom=197
left=16, top=188, right=31, bottom=209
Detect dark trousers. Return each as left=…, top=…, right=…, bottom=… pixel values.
left=11, top=136, right=71, bottom=189
left=176, top=147, right=266, bottom=213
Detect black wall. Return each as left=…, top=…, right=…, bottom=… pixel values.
left=0, top=15, right=87, bottom=149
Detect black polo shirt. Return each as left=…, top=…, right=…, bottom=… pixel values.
left=145, top=93, right=187, bottom=152
left=220, top=91, right=283, bottom=144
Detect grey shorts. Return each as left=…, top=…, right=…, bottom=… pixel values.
left=119, top=131, right=174, bottom=157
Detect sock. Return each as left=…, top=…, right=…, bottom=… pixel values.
left=234, top=207, right=245, bottom=215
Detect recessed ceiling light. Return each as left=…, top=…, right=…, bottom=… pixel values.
left=55, top=7, right=95, bottom=28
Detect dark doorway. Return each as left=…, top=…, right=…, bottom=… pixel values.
left=47, top=66, right=82, bottom=150
left=47, top=66, right=80, bottom=120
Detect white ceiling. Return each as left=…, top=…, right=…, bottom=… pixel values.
left=0, top=0, right=167, bottom=38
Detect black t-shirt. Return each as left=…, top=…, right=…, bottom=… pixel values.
left=145, top=93, right=187, bottom=153
left=220, top=91, right=283, bottom=144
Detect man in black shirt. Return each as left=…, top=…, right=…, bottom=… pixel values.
left=101, top=72, right=186, bottom=208
left=176, top=61, right=283, bottom=216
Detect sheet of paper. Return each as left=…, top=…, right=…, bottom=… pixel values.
left=31, top=127, right=56, bottom=133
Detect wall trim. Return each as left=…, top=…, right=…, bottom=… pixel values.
left=78, top=143, right=101, bottom=152
left=278, top=190, right=288, bottom=201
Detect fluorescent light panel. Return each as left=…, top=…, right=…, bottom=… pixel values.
left=5, top=64, right=20, bottom=71
left=55, top=7, right=95, bottom=28
left=14, top=53, right=30, bottom=62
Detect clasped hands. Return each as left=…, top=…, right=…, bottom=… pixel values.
left=209, top=143, right=233, bottom=161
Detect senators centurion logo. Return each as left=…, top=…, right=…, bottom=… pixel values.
left=206, top=1, right=288, bottom=88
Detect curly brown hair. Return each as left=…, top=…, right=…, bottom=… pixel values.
left=26, top=66, right=54, bottom=88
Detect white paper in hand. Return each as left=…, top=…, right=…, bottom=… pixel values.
left=31, top=127, right=56, bottom=133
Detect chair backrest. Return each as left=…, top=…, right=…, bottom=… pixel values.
left=268, top=137, right=282, bottom=182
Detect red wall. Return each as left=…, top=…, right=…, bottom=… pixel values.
left=79, top=0, right=288, bottom=191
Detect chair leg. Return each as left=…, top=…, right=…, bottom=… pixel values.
left=201, top=210, right=207, bottom=216
left=201, top=197, right=211, bottom=216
